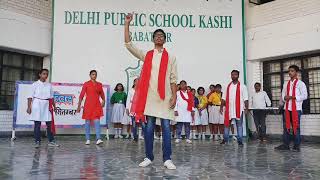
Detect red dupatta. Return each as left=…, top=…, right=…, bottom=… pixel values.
left=285, top=79, right=299, bottom=135
left=49, top=98, right=56, bottom=135
left=224, top=82, right=241, bottom=126
left=130, top=49, right=169, bottom=122
left=180, top=90, right=194, bottom=112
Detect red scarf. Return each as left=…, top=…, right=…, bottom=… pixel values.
left=285, top=79, right=299, bottom=135
left=130, top=49, right=169, bottom=122
left=180, top=90, right=194, bottom=112
left=224, top=82, right=241, bottom=126
left=49, top=98, right=56, bottom=135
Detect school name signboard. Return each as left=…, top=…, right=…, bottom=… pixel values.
left=52, top=0, right=245, bottom=91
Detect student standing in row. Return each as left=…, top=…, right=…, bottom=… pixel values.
left=77, top=70, right=105, bottom=145
left=209, top=84, right=224, bottom=141
left=174, top=80, right=194, bottom=144
left=27, top=69, right=59, bottom=148
left=110, top=83, right=127, bottom=139
left=191, top=88, right=201, bottom=139
left=197, top=87, right=209, bottom=140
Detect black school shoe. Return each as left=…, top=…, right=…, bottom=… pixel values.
left=274, top=144, right=290, bottom=151
left=238, top=141, right=244, bottom=146
left=292, top=145, right=301, bottom=152
left=220, top=140, right=227, bottom=145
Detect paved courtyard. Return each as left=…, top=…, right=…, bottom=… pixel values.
left=0, top=136, right=320, bottom=180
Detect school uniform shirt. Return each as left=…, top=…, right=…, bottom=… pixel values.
left=111, top=92, right=127, bottom=105
left=125, top=42, right=178, bottom=120
left=174, top=91, right=194, bottom=123
left=197, top=95, right=208, bottom=109
left=126, top=88, right=135, bottom=115
left=281, top=79, right=308, bottom=111
left=222, top=83, right=249, bottom=119
left=250, top=91, right=272, bottom=109
left=208, top=92, right=222, bottom=106
left=29, top=80, right=53, bottom=122
left=79, top=81, right=105, bottom=120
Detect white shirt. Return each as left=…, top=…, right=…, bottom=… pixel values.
left=29, top=80, right=53, bottom=99
left=126, top=88, right=135, bottom=115
left=29, top=80, right=53, bottom=122
left=250, top=91, right=271, bottom=109
left=222, top=82, right=248, bottom=119
left=281, top=79, right=308, bottom=111
left=174, top=90, right=194, bottom=122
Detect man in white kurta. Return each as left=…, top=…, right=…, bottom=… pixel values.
left=220, top=70, right=249, bottom=146
left=124, top=13, right=177, bottom=170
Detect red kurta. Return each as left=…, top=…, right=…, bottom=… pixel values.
left=79, top=81, right=105, bottom=120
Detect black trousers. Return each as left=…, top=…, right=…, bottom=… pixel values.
left=253, top=110, right=267, bottom=139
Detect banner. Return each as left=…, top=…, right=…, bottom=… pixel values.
left=51, top=0, right=245, bottom=93
left=13, top=81, right=110, bottom=128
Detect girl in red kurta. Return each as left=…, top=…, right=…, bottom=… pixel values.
left=77, top=70, right=106, bottom=145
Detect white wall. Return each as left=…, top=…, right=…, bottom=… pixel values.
left=0, top=9, right=51, bottom=55
left=245, top=0, right=320, bottom=136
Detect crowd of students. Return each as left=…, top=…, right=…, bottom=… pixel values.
left=27, top=64, right=307, bottom=153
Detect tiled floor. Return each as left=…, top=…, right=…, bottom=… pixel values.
left=0, top=137, right=320, bottom=180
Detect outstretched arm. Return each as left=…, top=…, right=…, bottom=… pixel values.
left=124, top=13, right=146, bottom=61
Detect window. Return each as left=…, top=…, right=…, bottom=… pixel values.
left=263, top=54, right=320, bottom=114
left=0, top=50, right=43, bottom=110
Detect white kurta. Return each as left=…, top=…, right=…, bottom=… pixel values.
left=29, top=80, right=53, bottom=122
left=222, top=82, right=248, bottom=120
left=125, top=42, right=178, bottom=120
left=174, top=91, right=193, bottom=123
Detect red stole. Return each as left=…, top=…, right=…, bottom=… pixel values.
left=180, top=90, right=194, bottom=112
left=130, top=49, right=169, bottom=122
left=224, top=82, right=241, bottom=126
left=285, top=79, right=299, bottom=135
left=49, top=98, right=56, bottom=135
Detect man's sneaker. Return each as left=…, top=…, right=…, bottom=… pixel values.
left=292, top=145, right=301, bottom=152
left=164, top=160, right=176, bottom=170
left=238, top=141, right=244, bottom=146
left=34, top=141, right=40, bottom=149
left=220, top=140, right=227, bottom=145
left=139, top=158, right=152, bottom=167
left=96, top=139, right=103, bottom=145
left=85, top=140, right=90, bottom=145
left=275, top=144, right=290, bottom=151
left=175, top=139, right=181, bottom=143
left=48, top=142, right=60, bottom=147
left=139, top=136, right=144, bottom=140
left=186, top=139, right=192, bottom=144
left=232, top=135, right=238, bottom=141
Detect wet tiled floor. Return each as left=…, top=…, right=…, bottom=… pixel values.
left=0, top=137, right=320, bottom=180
